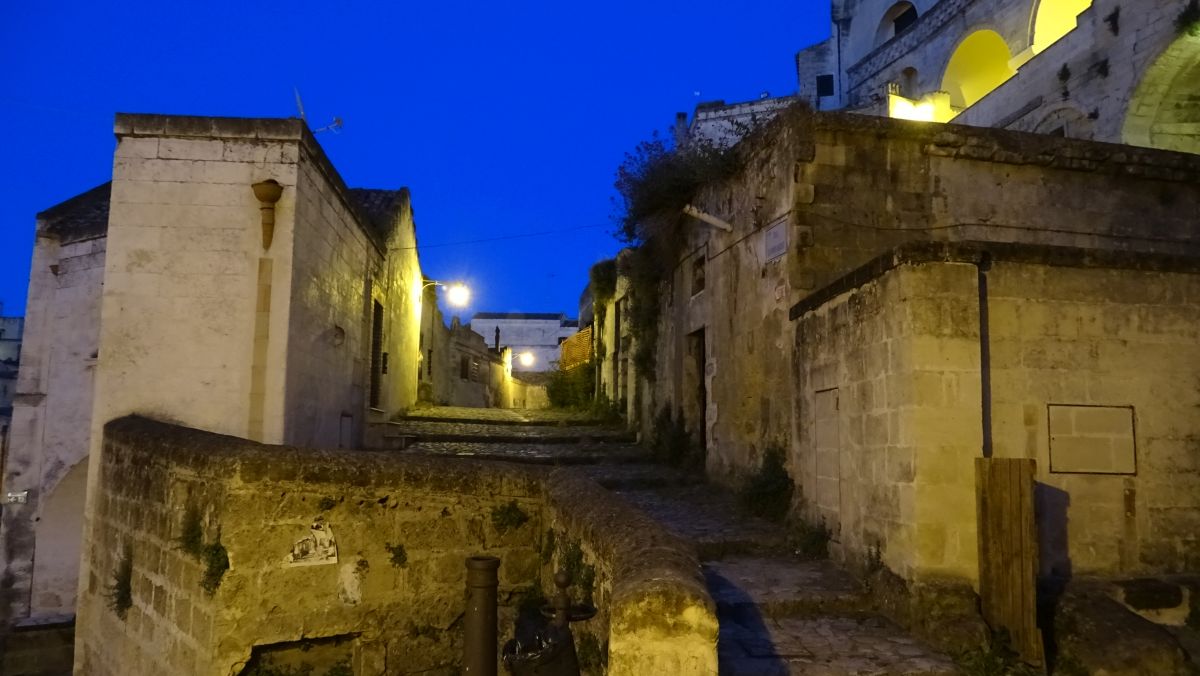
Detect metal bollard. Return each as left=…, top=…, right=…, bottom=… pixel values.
left=464, top=555, right=501, bottom=676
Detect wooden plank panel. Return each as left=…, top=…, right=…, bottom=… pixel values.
left=975, top=457, right=1043, bottom=668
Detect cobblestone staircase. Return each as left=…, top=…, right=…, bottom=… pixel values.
left=390, top=407, right=960, bottom=675
left=613, top=483, right=959, bottom=675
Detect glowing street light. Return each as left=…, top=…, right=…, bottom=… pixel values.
left=518, top=352, right=535, bottom=368
left=422, top=280, right=471, bottom=307
left=445, top=283, right=470, bottom=307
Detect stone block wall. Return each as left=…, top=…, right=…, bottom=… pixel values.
left=78, top=417, right=716, bottom=675
left=987, top=259, right=1200, bottom=575
left=793, top=260, right=982, bottom=582
left=2, top=193, right=107, bottom=622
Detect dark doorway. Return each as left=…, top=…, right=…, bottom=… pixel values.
left=685, top=329, right=707, bottom=459
left=369, top=300, right=383, bottom=408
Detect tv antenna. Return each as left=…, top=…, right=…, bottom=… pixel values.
left=293, top=87, right=344, bottom=134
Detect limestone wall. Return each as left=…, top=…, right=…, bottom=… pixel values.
left=987, top=260, right=1200, bottom=576
left=793, top=261, right=982, bottom=582
left=1, top=228, right=104, bottom=622
left=644, top=109, right=1200, bottom=488
left=78, top=417, right=716, bottom=675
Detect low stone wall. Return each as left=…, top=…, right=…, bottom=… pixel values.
left=77, top=416, right=715, bottom=675
left=542, top=471, right=717, bottom=675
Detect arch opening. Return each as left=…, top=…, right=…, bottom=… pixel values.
left=874, top=2, right=920, bottom=46
left=29, top=460, right=89, bottom=618
left=1123, top=32, right=1200, bottom=155
left=1031, top=0, right=1093, bottom=54
left=941, top=30, right=1016, bottom=110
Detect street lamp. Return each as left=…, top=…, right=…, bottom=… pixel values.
left=518, top=352, right=535, bottom=368
left=422, top=280, right=470, bottom=307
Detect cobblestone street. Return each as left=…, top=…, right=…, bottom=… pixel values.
left=394, top=406, right=960, bottom=675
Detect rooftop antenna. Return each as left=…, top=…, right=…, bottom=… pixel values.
left=293, top=87, right=307, bottom=122
left=293, top=86, right=343, bottom=134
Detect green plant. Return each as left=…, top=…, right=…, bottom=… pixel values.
left=517, top=584, right=547, bottom=618
left=546, top=360, right=596, bottom=409
left=385, top=543, right=408, bottom=568
left=200, top=541, right=229, bottom=594
left=790, top=518, right=832, bottom=559
left=317, top=497, right=337, bottom=512
left=590, top=258, right=618, bottom=308
left=491, top=500, right=530, bottom=534
left=866, top=541, right=884, bottom=574
left=576, top=632, right=604, bottom=671
left=955, top=631, right=1040, bottom=676
left=1178, top=0, right=1200, bottom=35
left=651, top=406, right=699, bottom=469
left=737, top=446, right=793, bottom=521
left=324, top=660, right=353, bottom=676
left=178, top=505, right=204, bottom=556
left=106, top=544, right=133, bottom=619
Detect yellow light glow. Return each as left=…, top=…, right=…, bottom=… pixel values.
left=941, top=30, right=1016, bottom=109
left=518, top=352, right=535, bottom=367
left=445, top=283, right=470, bottom=307
left=888, top=92, right=957, bottom=123
left=889, top=94, right=936, bottom=121
left=1032, top=0, right=1092, bottom=54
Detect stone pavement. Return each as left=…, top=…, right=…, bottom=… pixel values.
left=390, top=406, right=959, bottom=675
left=614, top=484, right=958, bottom=675
left=403, top=405, right=605, bottom=426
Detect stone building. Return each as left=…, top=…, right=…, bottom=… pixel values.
left=606, top=107, right=1200, bottom=597
left=677, top=0, right=1200, bottom=155
left=0, top=307, right=24, bottom=471
left=0, top=114, right=431, bottom=629
left=468, top=312, right=578, bottom=372
left=789, top=0, right=1199, bottom=153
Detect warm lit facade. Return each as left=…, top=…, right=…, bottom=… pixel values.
left=791, top=0, right=1200, bottom=154
left=0, top=114, right=429, bottom=628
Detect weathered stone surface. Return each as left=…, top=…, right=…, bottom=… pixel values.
left=1053, top=588, right=1192, bottom=676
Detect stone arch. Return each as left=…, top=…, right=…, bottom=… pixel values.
left=29, top=459, right=89, bottom=617
left=1032, top=105, right=1094, bottom=139
left=1030, top=0, right=1093, bottom=54
left=874, top=1, right=919, bottom=46
left=1123, top=31, right=1200, bottom=154
left=941, top=29, right=1017, bottom=109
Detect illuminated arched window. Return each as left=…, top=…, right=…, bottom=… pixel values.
left=875, top=2, right=920, bottom=46
left=1031, top=0, right=1093, bottom=54
left=941, top=30, right=1016, bottom=109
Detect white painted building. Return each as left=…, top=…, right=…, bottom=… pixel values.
left=469, top=312, right=578, bottom=373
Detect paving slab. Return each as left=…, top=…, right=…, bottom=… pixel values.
left=718, top=614, right=959, bottom=676
left=402, top=405, right=607, bottom=426
left=613, top=485, right=788, bottom=559
left=405, top=441, right=648, bottom=465
left=386, top=419, right=633, bottom=443
left=705, top=556, right=866, bottom=617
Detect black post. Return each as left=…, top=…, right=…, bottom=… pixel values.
left=464, top=555, right=501, bottom=676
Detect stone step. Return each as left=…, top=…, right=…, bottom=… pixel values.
left=705, top=556, right=867, bottom=618
left=613, top=486, right=790, bottom=559
left=405, top=442, right=650, bottom=466
left=401, top=405, right=609, bottom=427
left=384, top=419, right=634, bottom=444
left=1, top=622, right=75, bottom=676
left=717, top=613, right=958, bottom=676
left=579, top=463, right=704, bottom=490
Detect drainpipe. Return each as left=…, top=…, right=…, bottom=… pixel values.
left=464, top=555, right=500, bottom=676
left=977, top=252, right=993, bottom=458
left=251, top=180, right=283, bottom=250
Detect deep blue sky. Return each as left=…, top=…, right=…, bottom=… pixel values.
left=0, top=1, right=827, bottom=320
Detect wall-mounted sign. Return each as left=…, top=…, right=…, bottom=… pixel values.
left=764, top=219, right=788, bottom=262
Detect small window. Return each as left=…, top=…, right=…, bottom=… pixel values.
left=460, top=355, right=470, bottom=380
left=427, top=349, right=433, bottom=378
left=816, top=74, right=835, bottom=98
left=692, top=255, right=706, bottom=295
left=369, top=301, right=384, bottom=408
left=893, top=5, right=918, bottom=33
